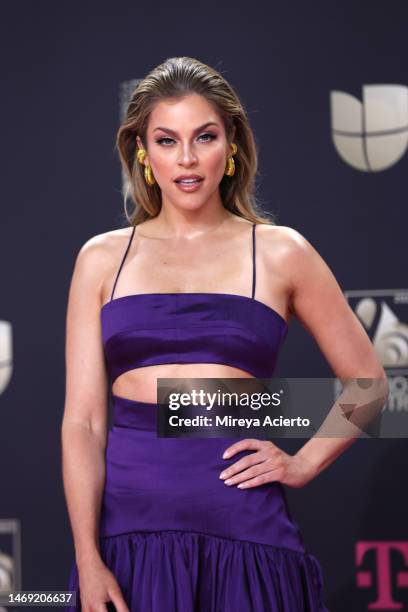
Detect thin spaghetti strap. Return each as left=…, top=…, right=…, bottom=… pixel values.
left=251, top=223, right=256, bottom=299
left=110, top=225, right=136, bottom=302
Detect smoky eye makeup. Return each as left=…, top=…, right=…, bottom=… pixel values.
left=155, top=132, right=218, bottom=146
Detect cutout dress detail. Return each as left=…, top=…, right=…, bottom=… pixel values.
left=66, top=223, right=328, bottom=611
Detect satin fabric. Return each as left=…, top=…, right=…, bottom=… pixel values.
left=66, top=395, right=328, bottom=611
left=101, top=292, right=289, bottom=382
left=66, top=291, right=328, bottom=610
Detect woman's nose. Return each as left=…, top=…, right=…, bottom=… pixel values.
left=178, top=144, right=198, bottom=165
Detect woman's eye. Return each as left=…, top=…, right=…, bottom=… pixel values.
left=198, top=132, right=216, bottom=142
left=156, top=137, right=174, bottom=146
left=156, top=133, right=217, bottom=146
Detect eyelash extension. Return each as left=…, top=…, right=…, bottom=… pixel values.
left=156, top=133, right=217, bottom=146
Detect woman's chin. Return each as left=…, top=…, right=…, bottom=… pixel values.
left=163, top=190, right=216, bottom=210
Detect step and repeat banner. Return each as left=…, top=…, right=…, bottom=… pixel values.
left=0, top=3, right=407, bottom=611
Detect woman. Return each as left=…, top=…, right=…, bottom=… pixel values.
left=62, top=56, right=386, bottom=611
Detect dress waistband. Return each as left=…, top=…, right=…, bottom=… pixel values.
left=111, top=393, right=163, bottom=431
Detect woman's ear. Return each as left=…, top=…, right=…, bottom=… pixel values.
left=136, top=135, right=149, bottom=165
left=136, top=135, right=144, bottom=151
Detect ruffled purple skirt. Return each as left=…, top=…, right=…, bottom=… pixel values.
left=66, top=395, right=328, bottom=611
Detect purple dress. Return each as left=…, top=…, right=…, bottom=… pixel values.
left=66, top=223, right=328, bottom=611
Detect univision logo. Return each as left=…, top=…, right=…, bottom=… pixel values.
left=0, top=321, right=12, bottom=396
left=330, top=84, right=408, bottom=171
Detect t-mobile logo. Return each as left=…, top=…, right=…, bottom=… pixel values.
left=356, top=541, right=408, bottom=609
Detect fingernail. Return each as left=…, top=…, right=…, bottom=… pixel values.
left=219, top=472, right=226, bottom=479
left=224, top=479, right=232, bottom=485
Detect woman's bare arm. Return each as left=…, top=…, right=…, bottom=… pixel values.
left=282, top=227, right=389, bottom=477
left=61, top=234, right=112, bottom=568
left=219, top=226, right=389, bottom=490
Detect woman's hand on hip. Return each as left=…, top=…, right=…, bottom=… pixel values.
left=220, top=439, right=317, bottom=489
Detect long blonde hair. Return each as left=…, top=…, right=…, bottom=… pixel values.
left=116, top=56, right=277, bottom=227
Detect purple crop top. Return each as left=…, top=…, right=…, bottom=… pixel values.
left=101, top=223, right=288, bottom=382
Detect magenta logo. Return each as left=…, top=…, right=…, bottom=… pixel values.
left=356, top=541, right=408, bottom=609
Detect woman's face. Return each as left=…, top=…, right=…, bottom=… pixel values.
left=136, top=93, right=235, bottom=210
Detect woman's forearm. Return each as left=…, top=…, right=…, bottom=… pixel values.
left=61, top=421, right=107, bottom=568
left=295, top=435, right=358, bottom=479
left=295, top=376, right=389, bottom=479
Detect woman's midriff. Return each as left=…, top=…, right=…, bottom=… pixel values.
left=111, top=362, right=255, bottom=404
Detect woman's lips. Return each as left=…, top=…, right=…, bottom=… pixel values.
left=174, top=178, right=204, bottom=192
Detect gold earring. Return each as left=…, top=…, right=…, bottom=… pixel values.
left=145, top=165, right=155, bottom=186
left=136, top=148, right=156, bottom=185
left=224, top=143, right=238, bottom=177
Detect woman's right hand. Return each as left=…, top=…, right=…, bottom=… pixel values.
left=78, top=557, right=130, bottom=612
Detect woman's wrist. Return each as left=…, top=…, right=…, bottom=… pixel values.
left=75, top=544, right=103, bottom=569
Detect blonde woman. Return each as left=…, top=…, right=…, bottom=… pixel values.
left=62, top=56, right=386, bottom=611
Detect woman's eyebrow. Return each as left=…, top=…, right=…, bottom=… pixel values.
left=153, top=121, right=219, bottom=135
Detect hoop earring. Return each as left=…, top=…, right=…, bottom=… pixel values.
left=224, top=143, right=238, bottom=177
left=136, top=148, right=156, bottom=186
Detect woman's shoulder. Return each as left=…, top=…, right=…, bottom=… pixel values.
left=258, top=224, right=327, bottom=295
left=258, top=224, right=328, bottom=298
left=72, top=226, right=135, bottom=288
left=257, top=223, right=312, bottom=262
left=257, top=222, right=307, bottom=243
left=78, top=225, right=134, bottom=260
